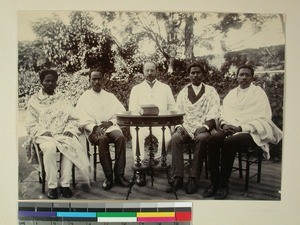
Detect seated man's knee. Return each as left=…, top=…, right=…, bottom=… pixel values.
left=98, top=135, right=109, bottom=144
left=39, top=141, right=57, bottom=155
left=115, top=132, right=126, bottom=143
left=209, top=131, right=226, bottom=145
left=171, top=132, right=184, bottom=144
left=221, top=137, right=237, bottom=153
left=194, top=132, right=210, bottom=144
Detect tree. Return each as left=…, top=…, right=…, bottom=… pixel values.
left=215, top=13, right=285, bottom=57
left=18, top=40, right=48, bottom=72
left=31, top=12, right=116, bottom=74
left=119, top=12, right=198, bottom=74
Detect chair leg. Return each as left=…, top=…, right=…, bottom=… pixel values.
left=94, top=145, right=97, bottom=181
left=40, top=154, right=46, bottom=194
left=257, top=148, right=262, bottom=183
left=38, top=171, right=42, bottom=183
left=59, top=153, right=63, bottom=178
left=238, top=151, right=243, bottom=178
left=204, top=154, right=209, bottom=179
left=72, top=164, right=76, bottom=188
left=245, top=150, right=250, bottom=191
left=86, top=138, right=91, bottom=159
left=188, top=143, right=192, bottom=165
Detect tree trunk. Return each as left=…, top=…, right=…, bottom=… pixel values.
left=184, top=13, right=195, bottom=59
left=278, top=14, right=286, bottom=37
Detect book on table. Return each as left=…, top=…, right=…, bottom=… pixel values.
left=138, top=104, right=159, bottom=116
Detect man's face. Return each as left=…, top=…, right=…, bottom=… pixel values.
left=237, top=68, right=253, bottom=89
left=189, top=67, right=203, bottom=86
left=90, top=71, right=104, bottom=93
left=42, top=74, right=57, bottom=95
left=143, top=62, right=157, bottom=82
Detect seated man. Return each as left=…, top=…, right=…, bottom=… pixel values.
left=76, top=68, right=129, bottom=190
left=129, top=61, right=176, bottom=186
left=26, top=69, right=90, bottom=199
left=168, top=63, right=220, bottom=194
left=204, top=65, right=283, bottom=199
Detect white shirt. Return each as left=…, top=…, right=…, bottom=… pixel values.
left=76, top=89, right=126, bottom=134
left=236, top=85, right=250, bottom=102
left=129, top=80, right=176, bottom=112
left=220, top=83, right=282, bottom=159
left=191, top=83, right=203, bottom=95
left=176, top=83, right=220, bottom=137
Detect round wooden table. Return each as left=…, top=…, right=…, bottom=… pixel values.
left=117, top=110, right=184, bottom=199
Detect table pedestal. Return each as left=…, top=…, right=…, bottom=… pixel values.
left=117, top=111, right=184, bottom=200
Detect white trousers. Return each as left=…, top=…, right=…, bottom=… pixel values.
left=130, top=127, right=171, bottom=161
left=39, top=141, right=73, bottom=189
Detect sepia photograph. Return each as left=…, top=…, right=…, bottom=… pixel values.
left=17, top=10, right=284, bottom=201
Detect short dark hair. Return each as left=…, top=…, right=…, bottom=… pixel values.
left=39, top=69, right=59, bottom=83
left=237, top=65, right=254, bottom=76
left=89, top=68, right=104, bottom=79
left=143, top=61, right=157, bottom=71
left=186, top=63, right=204, bottom=74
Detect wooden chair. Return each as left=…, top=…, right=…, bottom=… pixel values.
left=232, top=146, right=263, bottom=191
left=32, top=142, right=76, bottom=193
left=85, top=138, right=115, bottom=181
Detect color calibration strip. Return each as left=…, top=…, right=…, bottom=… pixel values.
left=19, top=201, right=192, bottom=224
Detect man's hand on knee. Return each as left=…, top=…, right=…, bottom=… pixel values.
left=99, top=121, right=113, bottom=130
left=175, top=126, right=185, bottom=136
left=194, top=126, right=208, bottom=137
left=89, top=126, right=106, bottom=144
left=222, top=124, right=242, bottom=136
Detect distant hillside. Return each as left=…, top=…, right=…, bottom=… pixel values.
left=205, top=44, right=285, bottom=72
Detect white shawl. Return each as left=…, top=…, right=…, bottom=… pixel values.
left=26, top=89, right=91, bottom=184
left=177, top=83, right=220, bottom=138
left=220, top=84, right=283, bottom=159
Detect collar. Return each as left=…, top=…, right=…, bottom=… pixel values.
left=41, top=88, right=56, bottom=95
left=91, top=89, right=103, bottom=94
left=39, top=88, right=56, bottom=98
left=146, top=79, right=157, bottom=87
left=191, top=83, right=203, bottom=94
left=237, top=83, right=252, bottom=93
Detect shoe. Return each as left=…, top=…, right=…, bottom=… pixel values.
left=203, top=184, right=218, bottom=198
left=186, top=177, right=198, bottom=194
left=114, top=176, right=130, bottom=187
left=102, top=178, right=114, bottom=190
left=47, top=188, right=58, bottom=199
left=136, top=172, right=146, bottom=187
left=214, top=186, right=229, bottom=200
left=166, top=177, right=183, bottom=193
left=60, top=187, right=73, bottom=198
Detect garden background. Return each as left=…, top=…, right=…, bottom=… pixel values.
left=18, top=11, right=284, bottom=160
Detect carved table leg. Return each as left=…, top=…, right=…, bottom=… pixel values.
left=161, top=125, right=167, bottom=167
left=135, top=126, right=141, bottom=166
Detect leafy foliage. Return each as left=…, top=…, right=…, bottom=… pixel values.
left=18, top=11, right=284, bottom=160
left=30, top=12, right=116, bottom=74
left=18, top=41, right=49, bottom=72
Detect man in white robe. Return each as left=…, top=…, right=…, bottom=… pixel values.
left=26, top=69, right=90, bottom=199
left=129, top=61, right=176, bottom=186
left=203, top=65, right=283, bottom=200
left=167, top=63, right=220, bottom=194
left=76, top=69, right=129, bottom=191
